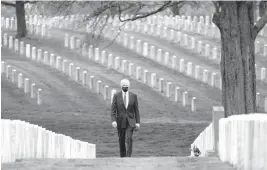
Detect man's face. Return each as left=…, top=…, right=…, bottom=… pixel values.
left=122, top=85, right=128, bottom=92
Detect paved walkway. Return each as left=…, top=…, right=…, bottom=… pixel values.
left=2, top=156, right=236, bottom=170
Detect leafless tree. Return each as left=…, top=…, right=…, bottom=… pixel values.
left=82, top=1, right=267, bottom=117
left=1, top=1, right=37, bottom=38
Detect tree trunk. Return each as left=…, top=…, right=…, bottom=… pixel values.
left=213, top=2, right=257, bottom=117
left=170, top=4, right=182, bottom=15
left=15, top=1, right=27, bottom=38
left=259, top=1, right=267, bottom=17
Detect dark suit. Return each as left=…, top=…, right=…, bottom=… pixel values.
left=111, top=91, right=140, bottom=157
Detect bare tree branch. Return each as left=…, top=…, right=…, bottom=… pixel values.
left=117, top=1, right=177, bottom=22
left=1, top=1, right=16, bottom=7
left=24, top=1, right=38, bottom=4
left=253, top=10, right=267, bottom=37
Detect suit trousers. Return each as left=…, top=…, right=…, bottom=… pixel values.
left=117, top=120, right=134, bottom=157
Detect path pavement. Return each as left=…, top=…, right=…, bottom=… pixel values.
left=1, top=156, right=236, bottom=170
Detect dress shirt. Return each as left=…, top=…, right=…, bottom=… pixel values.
left=122, top=91, right=129, bottom=109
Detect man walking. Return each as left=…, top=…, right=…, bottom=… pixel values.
left=111, top=79, right=140, bottom=157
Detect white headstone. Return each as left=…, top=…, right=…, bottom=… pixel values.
left=197, top=41, right=202, bottom=54
left=31, top=47, right=36, bottom=60
left=130, top=36, right=135, bottom=50
left=263, top=44, right=267, bottom=57
left=203, top=70, right=209, bottom=83
left=175, top=87, right=180, bottom=102
left=183, top=34, right=188, bottom=47
left=136, top=66, right=141, bottom=80
left=31, top=83, right=36, bottom=98
left=128, top=63, right=133, bottom=76
left=261, top=68, right=266, bottom=81
left=212, top=47, right=217, bottom=60
left=159, top=78, right=164, bottom=93
left=37, top=89, right=42, bottom=105
left=43, top=51, right=48, bottom=64
left=37, top=49, right=42, bottom=62
left=123, top=33, right=128, bottom=47
left=143, top=70, right=148, bottom=84
left=187, top=62, right=193, bottom=76
left=150, top=46, right=155, bottom=60
left=172, top=56, right=177, bottom=69
left=108, top=54, right=113, bottom=68
left=205, top=44, right=210, bottom=57
left=24, top=78, right=30, bottom=93
left=191, top=97, right=196, bottom=112
left=179, top=59, right=185, bottom=73
left=255, top=41, right=260, bottom=54
left=121, top=60, right=127, bottom=73
left=157, top=49, right=162, bottom=62
left=182, top=91, right=188, bottom=106
left=166, top=82, right=172, bottom=98
left=20, top=41, right=24, bottom=55
left=143, top=42, right=148, bottom=57
left=26, top=44, right=31, bottom=58
left=3, top=34, right=8, bottom=46
left=191, top=37, right=195, bottom=49
left=8, top=36, right=13, bottom=49
left=136, top=40, right=141, bottom=54
left=101, top=51, right=106, bottom=65
left=151, top=73, right=156, bottom=88
left=64, top=34, right=69, bottom=47
left=94, top=48, right=99, bottom=62
left=164, top=52, right=169, bottom=66
left=114, top=57, right=120, bottom=70
left=14, top=39, right=19, bottom=52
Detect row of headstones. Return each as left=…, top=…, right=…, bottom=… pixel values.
left=113, top=21, right=267, bottom=82
left=1, top=17, right=17, bottom=30
left=1, top=61, right=42, bottom=105
left=101, top=24, right=266, bottom=110
left=17, top=20, right=267, bottom=111
left=2, top=33, right=118, bottom=105
left=64, top=34, right=197, bottom=111
left=1, top=15, right=58, bottom=29
left=101, top=26, right=222, bottom=89
left=111, top=15, right=266, bottom=55
left=190, top=106, right=224, bottom=157
left=51, top=13, right=267, bottom=67
left=190, top=106, right=267, bottom=170
left=145, top=15, right=267, bottom=38
left=26, top=23, right=51, bottom=38
left=149, top=15, right=212, bottom=27
left=1, top=119, right=96, bottom=163
left=1, top=18, right=51, bottom=38
left=1, top=16, right=59, bottom=34
left=84, top=18, right=267, bottom=85
left=219, top=114, right=267, bottom=170
left=86, top=22, right=266, bottom=110
left=9, top=13, right=265, bottom=40
left=8, top=18, right=265, bottom=112
left=28, top=14, right=267, bottom=67
left=110, top=15, right=220, bottom=39
left=119, top=18, right=267, bottom=60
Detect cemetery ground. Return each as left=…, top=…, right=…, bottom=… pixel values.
left=1, top=21, right=266, bottom=169
left=2, top=157, right=235, bottom=170
left=2, top=45, right=209, bottom=158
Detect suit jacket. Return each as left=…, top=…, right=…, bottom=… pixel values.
left=111, top=91, right=140, bottom=129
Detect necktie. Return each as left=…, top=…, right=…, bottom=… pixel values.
left=123, top=93, right=126, bottom=107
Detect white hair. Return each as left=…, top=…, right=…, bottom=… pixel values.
left=120, top=79, right=130, bottom=87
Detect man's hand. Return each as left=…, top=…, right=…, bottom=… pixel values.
left=135, top=123, right=140, bottom=131
left=112, top=121, right=117, bottom=128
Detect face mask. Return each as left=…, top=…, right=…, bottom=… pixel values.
left=122, top=87, right=128, bottom=92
